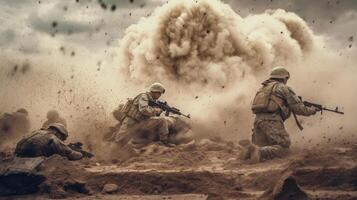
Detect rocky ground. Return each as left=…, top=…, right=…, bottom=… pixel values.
left=0, top=138, right=356, bottom=200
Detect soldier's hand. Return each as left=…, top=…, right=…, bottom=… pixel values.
left=154, top=108, right=162, bottom=116
left=311, top=107, right=320, bottom=115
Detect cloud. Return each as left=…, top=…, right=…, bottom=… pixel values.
left=30, top=13, right=94, bottom=36
left=223, top=0, right=357, bottom=37
left=0, top=29, right=16, bottom=47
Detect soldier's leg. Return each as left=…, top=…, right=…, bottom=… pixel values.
left=112, top=118, right=136, bottom=146
left=257, top=120, right=291, bottom=161
left=113, top=122, right=128, bottom=141
left=236, top=119, right=270, bottom=163
left=252, top=119, right=271, bottom=147
left=167, top=117, right=193, bottom=145
left=131, top=117, right=169, bottom=146
left=150, top=117, right=170, bottom=142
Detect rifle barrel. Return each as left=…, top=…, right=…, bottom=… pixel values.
left=323, top=108, right=344, bottom=114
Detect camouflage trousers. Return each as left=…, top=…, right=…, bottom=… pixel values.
left=113, top=116, right=192, bottom=147
left=252, top=119, right=291, bottom=161
left=113, top=116, right=170, bottom=147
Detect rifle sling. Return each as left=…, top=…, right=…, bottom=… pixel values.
left=270, top=95, right=304, bottom=131
left=292, top=112, right=304, bottom=131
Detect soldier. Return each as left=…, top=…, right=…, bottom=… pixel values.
left=241, top=67, right=319, bottom=163
left=42, top=110, right=67, bottom=129
left=113, top=82, right=167, bottom=146
left=112, top=82, right=191, bottom=147
left=0, top=108, right=30, bottom=146
left=15, top=123, right=83, bottom=160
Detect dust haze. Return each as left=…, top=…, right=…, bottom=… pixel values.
left=117, top=0, right=357, bottom=146
left=0, top=0, right=356, bottom=153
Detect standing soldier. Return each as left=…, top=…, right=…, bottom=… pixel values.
left=241, top=67, right=319, bottom=163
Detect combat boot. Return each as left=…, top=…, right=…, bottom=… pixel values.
left=238, top=139, right=261, bottom=164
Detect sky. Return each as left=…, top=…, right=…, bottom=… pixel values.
left=0, top=0, right=355, bottom=58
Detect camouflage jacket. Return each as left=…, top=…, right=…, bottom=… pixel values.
left=126, top=92, right=160, bottom=124
left=15, top=130, right=82, bottom=160
left=255, top=79, right=316, bottom=121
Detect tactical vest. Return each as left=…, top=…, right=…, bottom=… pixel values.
left=120, top=93, right=149, bottom=122
left=252, top=82, right=284, bottom=114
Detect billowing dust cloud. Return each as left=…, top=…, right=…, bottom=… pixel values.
left=0, top=0, right=356, bottom=155
left=117, top=0, right=357, bottom=144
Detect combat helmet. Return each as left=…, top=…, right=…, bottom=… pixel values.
left=270, top=66, right=290, bottom=79
left=48, top=123, right=68, bottom=139
left=149, top=82, right=165, bottom=94
left=47, top=110, right=59, bottom=120
left=16, top=108, right=28, bottom=115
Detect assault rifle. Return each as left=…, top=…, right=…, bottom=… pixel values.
left=68, top=142, right=94, bottom=158
left=299, top=97, right=344, bottom=115
left=148, top=100, right=191, bottom=118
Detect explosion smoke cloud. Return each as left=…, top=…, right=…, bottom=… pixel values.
left=117, top=0, right=340, bottom=141
left=0, top=0, right=356, bottom=155
left=118, top=0, right=315, bottom=88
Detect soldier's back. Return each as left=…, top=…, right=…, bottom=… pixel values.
left=15, top=130, right=54, bottom=157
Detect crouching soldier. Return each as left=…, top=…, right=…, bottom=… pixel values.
left=240, top=67, right=319, bottom=163
left=15, top=123, right=83, bottom=160
left=112, top=82, right=193, bottom=148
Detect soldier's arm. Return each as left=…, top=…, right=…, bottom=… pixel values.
left=138, top=94, right=160, bottom=117
left=49, top=137, right=83, bottom=160
left=60, top=118, right=67, bottom=128
left=278, top=85, right=316, bottom=116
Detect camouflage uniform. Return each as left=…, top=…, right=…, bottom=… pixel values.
left=15, top=129, right=82, bottom=161
left=113, top=82, right=193, bottom=147
left=113, top=92, right=169, bottom=145
left=130, top=116, right=192, bottom=146
left=251, top=79, right=316, bottom=161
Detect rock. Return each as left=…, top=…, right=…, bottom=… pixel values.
left=0, top=157, right=45, bottom=196
left=64, top=180, right=90, bottom=194
left=259, top=172, right=310, bottom=200
left=102, top=183, right=119, bottom=194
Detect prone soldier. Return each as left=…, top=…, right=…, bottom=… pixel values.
left=15, top=123, right=83, bottom=160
